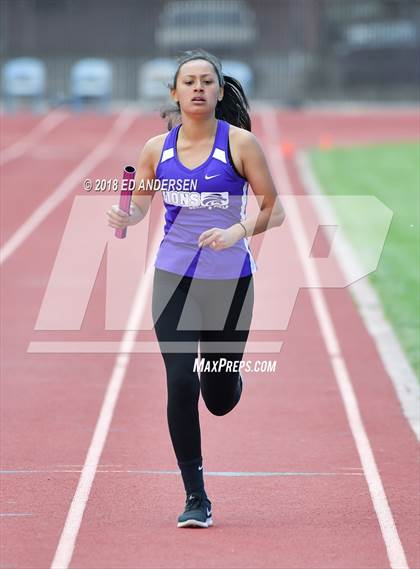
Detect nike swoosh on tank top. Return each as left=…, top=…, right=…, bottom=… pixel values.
left=153, top=119, right=258, bottom=279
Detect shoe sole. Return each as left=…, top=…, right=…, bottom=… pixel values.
left=177, top=516, right=213, bottom=528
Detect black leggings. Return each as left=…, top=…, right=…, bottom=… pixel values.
left=152, top=267, right=254, bottom=464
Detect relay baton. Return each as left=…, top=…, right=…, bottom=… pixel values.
left=115, top=165, right=136, bottom=239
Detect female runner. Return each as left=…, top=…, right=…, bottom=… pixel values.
left=107, top=49, right=285, bottom=528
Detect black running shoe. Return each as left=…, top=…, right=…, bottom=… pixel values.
left=177, top=492, right=213, bottom=528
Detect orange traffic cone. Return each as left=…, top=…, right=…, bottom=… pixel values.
left=318, top=134, right=333, bottom=150
left=280, top=140, right=295, bottom=159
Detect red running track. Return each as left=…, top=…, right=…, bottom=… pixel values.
left=0, top=108, right=418, bottom=569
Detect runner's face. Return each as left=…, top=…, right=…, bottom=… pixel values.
left=172, top=59, right=223, bottom=115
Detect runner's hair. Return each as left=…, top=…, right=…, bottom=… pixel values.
left=160, top=49, right=251, bottom=132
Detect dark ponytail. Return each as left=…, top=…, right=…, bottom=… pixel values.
left=215, top=74, right=251, bottom=132
left=160, top=49, right=251, bottom=132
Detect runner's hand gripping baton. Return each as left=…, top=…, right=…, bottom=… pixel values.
left=115, top=165, right=136, bottom=239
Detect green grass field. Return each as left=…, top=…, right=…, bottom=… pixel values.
left=309, top=141, right=419, bottom=379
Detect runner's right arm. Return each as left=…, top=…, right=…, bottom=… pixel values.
left=106, top=134, right=165, bottom=229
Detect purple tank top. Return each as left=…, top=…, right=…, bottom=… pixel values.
left=154, top=119, right=257, bottom=279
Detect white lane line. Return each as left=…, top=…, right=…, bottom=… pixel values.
left=0, top=512, right=33, bottom=518
left=49, top=225, right=162, bottom=569
left=0, top=109, right=137, bottom=265
left=0, top=469, right=363, bottom=477
left=0, top=513, right=33, bottom=517
left=55, top=464, right=123, bottom=468
left=115, top=470, right=363, bottom=477
left=297, top=149, right=419, bottom=440
left=259, top=108, right=409, bottom=569
left=0, top=111, right=68, bottom=166
left=27, top=340, right=282, bottom=353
